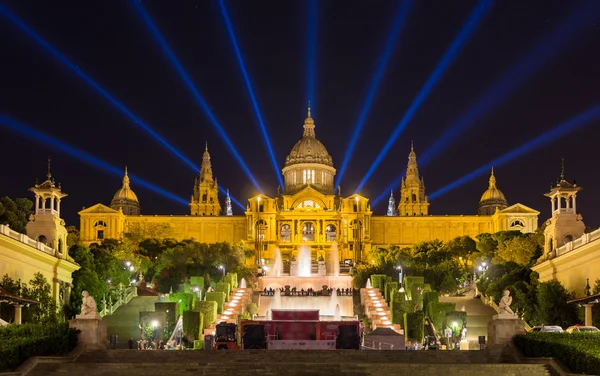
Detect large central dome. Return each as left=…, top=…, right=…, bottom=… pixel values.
left=284, top=108, right=333, bottom=167
left=282, top=107, right=336, bottom=195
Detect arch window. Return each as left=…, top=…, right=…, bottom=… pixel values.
left=58, top=238, right=63, bottom=253
left=564, top=234, right=574, bottom=243
left=281, top=224, right=291, bottom=242
left=510, top=219, right=525, bottom=228
left=548, top=238, right=554, bottom=252
left=297, top=200, right=321, bottom=209
left=256, top=219, right=267, bottom=240
left=326, top=224, right=337, bottom=241
left=94, top=220, right=107, bottom=227
left=37, top=235, right=47, bottom=244
left=302, top=222, right=315, bottom=241
left=202, top=193, right=207, bottom=202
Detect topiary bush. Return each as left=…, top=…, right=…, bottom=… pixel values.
left=224, top=272, right=238, bottom=289
left=215, top=282, right=231, bottom=301
left=205, top=291, right=226, bottom=314
left=404, top=310, right=425, bottom=343
left=370, top=274, right=387, bottom=291
left=385, top=282, right=398, bottom=303
left=168, top=292, right=195, bottom=316
left=182, top=310, right=204, bottom=343
left=195, top=300, right=218, bottom=329
left=189, top=276, right=205, bottom=292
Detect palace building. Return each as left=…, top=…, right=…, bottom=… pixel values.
left=79, top=107, right=539, bottom=264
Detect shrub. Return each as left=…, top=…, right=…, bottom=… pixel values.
left=370, top=274, right=387, bottom=291
left=385, top=282, right=398, bottom=303
left=405, top=310, right=425, bottom=343
left=168, top=292, right=195, bottom=315
left=182, top=310, right=204, bottom=343
left=195, top=300, right=218, bottom=329
left=189, top=276, right=205, bottom=291
left=205, top=291, right=226, bottom=314
left=390, top=291, right=410, bottom=327
left=427, top=302, right=455, bottom=333
left=0, top=323, right=78, bottom=371
left=514, top=332, right=600, bottom=375
left=224, top=272, right=238, bottom=289
left=215, top=282, right=231, bottom=301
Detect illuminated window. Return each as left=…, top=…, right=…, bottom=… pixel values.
left=281, top=224, right=291, bottom=242
left=326, top=225, right=337, bottom=241
left=297, top=200, right=321, bottom=209
left=303, top=170, right=307, bottom=184
left=510, top=219, right=525, bottom=227
left=302, top=223, right=315, bottom=241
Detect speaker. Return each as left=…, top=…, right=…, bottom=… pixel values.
left=243, top=324, right=267, bottom=349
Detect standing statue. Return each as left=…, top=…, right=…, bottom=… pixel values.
left=80, top=290, right=98, bottom=317
left=498, top=289, right=514, bottom=315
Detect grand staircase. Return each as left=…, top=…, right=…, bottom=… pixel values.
left=25, top=348, right=554, bottom=376
left=360, top=287, right=403, bottom=334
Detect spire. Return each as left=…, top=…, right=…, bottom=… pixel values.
left=488, top=167, right=497, bottom=189
left=122, top=166, right=131, bottom=188
left=303, top=102, right=315, bottom=137
left=387, top=190, right=397, bottom=216
left=46, top=157, right=52, bottom=180
left=560, top=158, right=565, bottom=181
left=200, top=142, right=213, bottom=182
left=225, top=189, right=233, bottom=216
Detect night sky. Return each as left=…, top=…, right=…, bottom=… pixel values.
left=1, top=1, right=599, bottom=229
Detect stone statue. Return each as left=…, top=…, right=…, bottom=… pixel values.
left=80, top=290, right=98, bottom=316
left=498, top=289, right=514, bottom=315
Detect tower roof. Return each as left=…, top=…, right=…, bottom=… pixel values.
left=480, top=167, right=507, bottom=202
left=284, top=105, right=334, bottom=168
left=112, top=166, right=139, bottom=203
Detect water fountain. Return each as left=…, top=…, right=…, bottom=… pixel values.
left=334, top=304, right=341, bottom=321
left=240, top=278, right=247, bottom=288
left=297, top=245, right=312, bottom=277
left=366, top=278, right=372, bottom=288
left=271, top=248, right=283, bottom=277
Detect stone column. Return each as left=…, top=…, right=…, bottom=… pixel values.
left=584, top=304, right=593, bottom=326
left=14, top=305, right=23, bottom=325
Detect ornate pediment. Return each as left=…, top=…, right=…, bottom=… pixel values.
left=78, top=203, right=120, bottom=215
left=498, top=203, right=540, bottom=215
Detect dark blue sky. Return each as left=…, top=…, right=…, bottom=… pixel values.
left=1, top=0, right=599, bottom=229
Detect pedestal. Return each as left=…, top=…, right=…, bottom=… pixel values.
left=69, top=315, right=108, bottom=348
left=487, top=314, right=525, bottom=346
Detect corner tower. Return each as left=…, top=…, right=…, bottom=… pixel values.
left=282, top=105, right=336, bottom=195
left=478, top=167, right=508, bottom=215
left=190, top=143, right=221, bottom=216
left=110, top=167, right=140, bottom=215
left=398, top=143, right=429, bottom=216
left=542, top=160, right=585, bottom=258
left=26, top=158, right=69, bottom=256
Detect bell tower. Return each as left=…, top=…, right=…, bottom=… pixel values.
left=542, top=160, right=585, bottom=259
left=190, top=143, right=222, bottom=216
left=398, top=143, right=429, bottom=216
left=26, top=158, right=69, bottom=257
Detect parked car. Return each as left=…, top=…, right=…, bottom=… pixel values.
left=531, top=326, right=564, bottom=333
left=565, top=325, right=600, bottom=333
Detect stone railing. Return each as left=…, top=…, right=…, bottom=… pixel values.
left=555, top=228, right=600, bottom=258
left=481, top=294, right=532, bottom=331
left=100, top=285, right=137, bottom=317
left=0, top=224, right=56, bottom=257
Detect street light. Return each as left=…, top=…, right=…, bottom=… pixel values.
left=396, top=266, right=403, bottom=286
left=218, top=265, right=225, bottom=277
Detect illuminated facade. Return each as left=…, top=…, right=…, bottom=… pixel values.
left=79, top=107, right=539, bottom=264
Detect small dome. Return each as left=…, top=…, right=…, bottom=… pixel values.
left=284, top=106, right=333, bottom=168
left=480, top=168, right=506, bottom=202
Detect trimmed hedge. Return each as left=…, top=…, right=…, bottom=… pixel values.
left=0, top=323, right=78, bottom=371
left=182, top=310, right=204, bottom=342
left=514, top=332, right=600, bottom=375
left=190, top=276, right=205, bottom=291
left=205, top=291, right=226, bottom=314
left=224, top=272, right=238, bottom=289
left=384, top=282, right=398, bottom=303
left=195, top=300, right=218, bottom=329
left=427, top=302, right=455, bottom=333
left=370, top=274, right=387, bottom=291
left=215, top=282, right=231, bottom=302
left=168, top=292, right=195, bottom=316
left=404, top=310, right=425, bottom=343
left=390, top=291, right=410, bottom=327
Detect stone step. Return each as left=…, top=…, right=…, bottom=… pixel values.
left=28, top=361, right=552, bottom=376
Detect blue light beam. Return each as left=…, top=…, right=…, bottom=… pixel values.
left=419, top=0, right=600, bottom=167
left=428, top=104, right=600, bottom=200
left=335, top=0, right=413, bottom=187
left=217, top=0, right=283, bottom=188
left=0, top=114, right=188, bottom=206
left=356, top=0, right=494, bottom=192
left=306, top=0, right=317, bottom=114
left=0, top=4, right=199, bottom=174
left=130, top=0, right=261, bottom=192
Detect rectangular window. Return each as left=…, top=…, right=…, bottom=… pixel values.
left=303, top=170, right=307, bottom=184
left=311, top=170, right=315, bottom=183
left=97, top=230, right=104, bottom=239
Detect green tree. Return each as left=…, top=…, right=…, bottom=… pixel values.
left=23, top=273, right=59, bottom=323
left=0, top=197, right=33, bottom=234
left=534, top=280, right=578, bottom=327
left=493, top=233, right=541, bottom=265
left=66, top=225, right=80, bottom=247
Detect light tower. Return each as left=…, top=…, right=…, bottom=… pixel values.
left=225, top=189, right=233, bottom=216
left=387, top=191, right=397, bottom=216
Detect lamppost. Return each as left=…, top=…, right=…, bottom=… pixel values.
left=474, top=262, right=488, bottom=295
left=396, top=266, right=403, bottom=287
left=218, top=265, right=225, bottom=277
